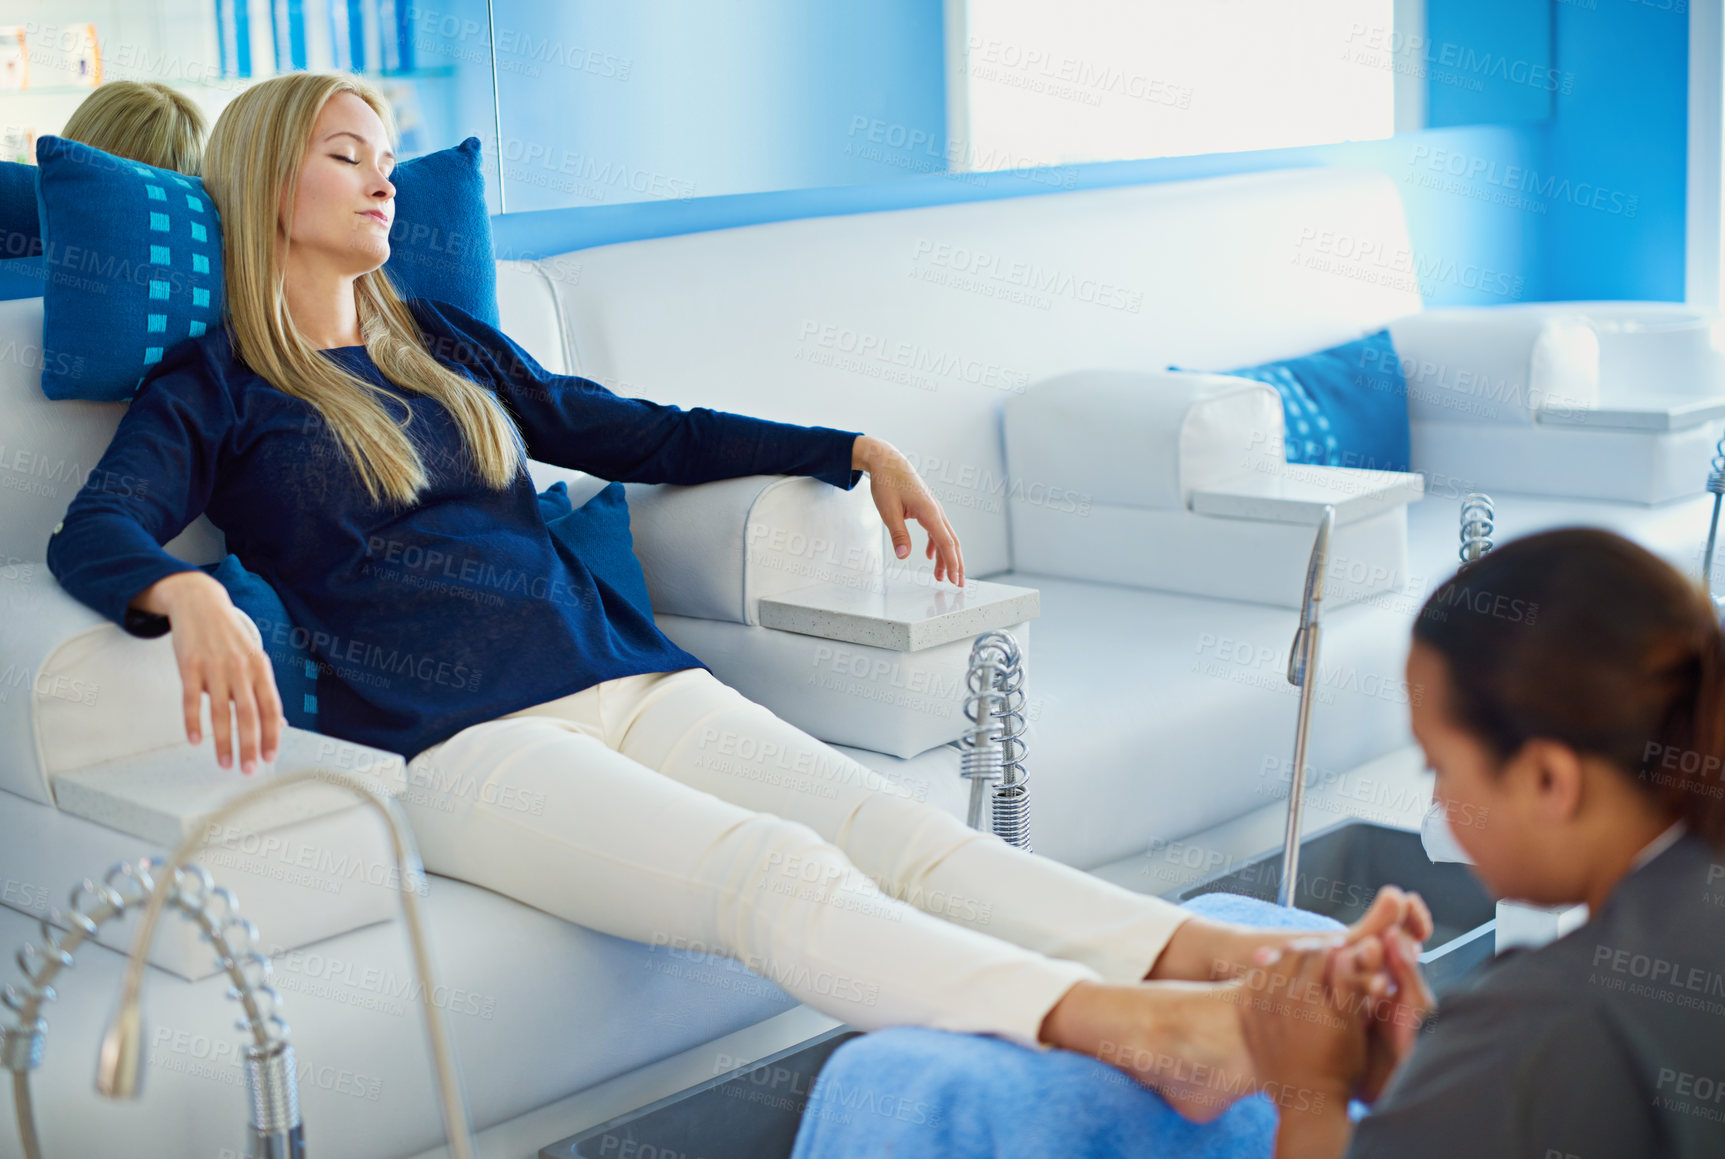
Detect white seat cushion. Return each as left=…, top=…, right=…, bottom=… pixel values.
left=821, top=572, right=1420, bottom=871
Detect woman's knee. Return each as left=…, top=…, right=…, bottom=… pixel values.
left=720, top=813, right=882, bottom=903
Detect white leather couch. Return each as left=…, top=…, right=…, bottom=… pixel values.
left=2, top=165, right=1721, bottom=1158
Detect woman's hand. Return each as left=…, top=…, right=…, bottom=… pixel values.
left=853, top=435, right=965, bottom=587
left=133, top=572, right=286, bottom=775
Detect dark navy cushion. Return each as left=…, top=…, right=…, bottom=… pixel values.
left=535, top=479, right=655, bottom=622
left=1175, top=328, right=1412, bottom=472
left=0, top=160, right=40, bottom=259
left=198, top=553, right=322, bottom=731
left=382, top=136, right=499, bottom=328
left=31, top=134, right=498, bottom=399
left=35, top=136, right=225, bottom=401
left=0, top=255, right=45, bottom=298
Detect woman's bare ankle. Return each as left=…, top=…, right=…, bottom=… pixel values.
left=1039, top=978, right=1257, bottom=1123
left=1038, top=979, right=1103, bottom=1051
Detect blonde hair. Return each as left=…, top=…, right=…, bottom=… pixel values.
left=61, top=81, right=207, bottom=175
left=201, top=72, right=524, bottom=510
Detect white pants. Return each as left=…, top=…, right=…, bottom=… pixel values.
left=399, top=666, right=1190, bottom=1049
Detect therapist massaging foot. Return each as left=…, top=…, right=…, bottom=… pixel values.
left=1034, top=886, right=1433, bottom=1119
left=1252, top=527, right=1725, bottom=1158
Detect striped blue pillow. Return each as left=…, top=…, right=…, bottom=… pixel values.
left=30, top=133, right=500, bottom=400
left=35, top=136, right=224, bottom=401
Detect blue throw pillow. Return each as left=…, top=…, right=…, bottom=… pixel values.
left=35, top=136, right=225, bottom=401
left=0, top=255, right=45, bottom=299
left=197, top=553, right=321, bottom=732
left=382, top=136, right=499, bottom=328
left=0, top=160, right=40, bottom=259
left=535, top=479, right=656, bottom=622
left=1176, top=329, right=1412, bottom=473
left=31, top=134, right=499, bottom=399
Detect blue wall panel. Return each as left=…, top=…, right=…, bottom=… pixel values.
left=1541, top=0, right=1689, bottom=301
left=488, top=0, right=1693, bottom=309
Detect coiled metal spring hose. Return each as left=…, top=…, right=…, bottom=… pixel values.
left=959, top=629, right=1031, bottom=851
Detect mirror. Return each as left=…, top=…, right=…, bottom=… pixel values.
left=2, top=1, right=502, bottom=206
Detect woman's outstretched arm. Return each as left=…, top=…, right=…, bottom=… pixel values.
left=46, top=343, right=232, bottom=638
left=412, top=297, right=865, bottom=490
left=418, top=298, right=967, bottom=585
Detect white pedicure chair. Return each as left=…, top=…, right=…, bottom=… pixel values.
left=2, top=166, right=1721, bottom=1157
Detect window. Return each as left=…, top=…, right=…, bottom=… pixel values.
left=949, top=0, right=1400, bottom=172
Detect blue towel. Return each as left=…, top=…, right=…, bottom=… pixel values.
left=789, top=893, right=1346, bottom=1159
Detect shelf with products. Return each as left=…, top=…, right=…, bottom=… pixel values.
left=2, top=66, right=456, bottom=98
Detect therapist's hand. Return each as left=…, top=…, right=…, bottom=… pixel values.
left=1241, top=940, right=1367, bottom=1159
left=1335, top=927, right=1435, bottom=1104
left=853, top=435, right=965, bottom=587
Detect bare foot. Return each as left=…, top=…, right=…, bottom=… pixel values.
left=1039, top=977, right=1256, bottom=1123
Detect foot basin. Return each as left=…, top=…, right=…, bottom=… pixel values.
left=1175, top=819, right=1498, bottom=995
left=541, top=1025, right=864, bottom=1159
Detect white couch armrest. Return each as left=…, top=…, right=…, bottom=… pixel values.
left=621, top=475, right=885, bottom=626
left=1, top=565, right=207, bottom=805
left=1389, top=305, right=1725, bottom=503
left=1004, top=370, right=1286, bottom=510
left=0, top=567, right=403, bottom=809
left=1387, top=306, right=1600, bottom=425
left=1002, top=370, right=1421, bottom=608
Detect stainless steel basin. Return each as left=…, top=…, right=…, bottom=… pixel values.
left=542, top=1025, right=863, bottom=1159
left=1175, top=818, right=1498, bottom=995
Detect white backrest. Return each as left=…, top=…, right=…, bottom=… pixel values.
left=2, top=167, right=1422, bottom=577
left=0, top=297, right=225, bottom=568
left=511, top=166, right=1422, bottom=575
left=494, top=259, right=574, bottom=376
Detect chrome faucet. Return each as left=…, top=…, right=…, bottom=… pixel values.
left=1703, top=432, right=1725, bottom=613
left=1276, top=505, right=1334, bottom=907
left=2, top=858, right=307, bottom=1159
left=2, top=767, right=475, bottom=1159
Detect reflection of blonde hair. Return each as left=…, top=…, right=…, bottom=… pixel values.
left=61, top=81, right=207, bottom=175
left=203, top=72, right=523, bottom=510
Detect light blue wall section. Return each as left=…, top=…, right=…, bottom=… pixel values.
left=484, top=0, right=1694, bottom=310
left=411, top=0, right=505, bottom=210
left=485, top=0, right=946, bottom=213
left=1541, top=0, right=1689, bottom=301
left=1425, top=0, right=1554, bottom=127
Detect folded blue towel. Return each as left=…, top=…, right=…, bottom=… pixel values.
left=788, top=893, right=1346, bottom=1159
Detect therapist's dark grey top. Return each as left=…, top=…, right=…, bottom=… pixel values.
left=1348, top=829, right=1725, bottom=1158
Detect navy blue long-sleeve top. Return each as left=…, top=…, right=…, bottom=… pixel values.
left=45, top=297, right=864, bottom=761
